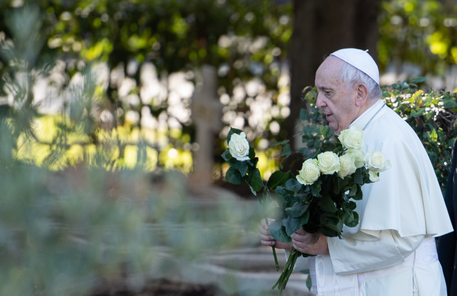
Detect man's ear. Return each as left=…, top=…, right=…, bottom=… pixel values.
left=355, top=83, right=369, bottom=107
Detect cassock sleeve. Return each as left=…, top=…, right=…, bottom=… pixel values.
left=327, top=230, right=424, bottom=275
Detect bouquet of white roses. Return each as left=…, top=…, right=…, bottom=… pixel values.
left=222, top=125, right=391, bottom=295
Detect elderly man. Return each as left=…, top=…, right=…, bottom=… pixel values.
left=259, top=48, right=453, bottom=295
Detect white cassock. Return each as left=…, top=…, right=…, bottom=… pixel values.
left=293, top=99, right=454, bottom=296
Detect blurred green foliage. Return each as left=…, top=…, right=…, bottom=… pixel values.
left=0, top=0, right=294, bottom=172
left=0, top=5, right=269, bottom=295
left=379, top=0, right=457, bottom=77
left=299, top=79, right=457, bottom=194
left=0, top=154, right=264, bottom=295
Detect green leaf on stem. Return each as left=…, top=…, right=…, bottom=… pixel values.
left=353, top=185, right=363, bottom=200
left=231, top=160, right=249, bottom=176
left=410, top=76, right=426, bottom=84
left=248, top=156, right=259, bottom=168
left=344, top=211, right=359, bottom=227
left=299, top=109, right=309, bottom=121
left=285, top=202, right=308, bottom=218
left=249, top=184, right=257, bottom=196
left=318, top=196, right=337, bottom=213
left=249, top=168, right=263, bottom=192
left=269, top=220, right=292, bottom=243
left=275, top=186, right=295, bottom=208
left=249, top=146, right=256, bottom=158
left=284, top=215, right=303, bottom=236
left=311, top=178, right=322, bottom=197
left=306, top=272, right=313, bottom=291
left=354, top=168, right=363, bottom=185
left=348, top=183, right=358, bottom=197
left=267, top=170, right=294, bottom=190
left=284, top=178, right=303, bottom=193
left=225, top=167, right=245, bottom=184
left=221, top=149, right=232, bottom=162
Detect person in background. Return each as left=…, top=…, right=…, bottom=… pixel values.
left=438, top=138, right=457, bottom=296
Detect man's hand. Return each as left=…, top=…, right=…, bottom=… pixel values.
left=291, top=228, right=329, bottom=255
left=258, top=218, right=292, bottom=250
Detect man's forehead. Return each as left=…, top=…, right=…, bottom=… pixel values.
left=317, top=56, right=344, bottom=73
left=315, top=58, right=343, bottom=87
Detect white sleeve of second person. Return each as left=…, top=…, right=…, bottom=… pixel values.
left=327, top=230, right=424, bottom=275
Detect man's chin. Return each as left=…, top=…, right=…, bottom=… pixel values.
left=328, top=123, right=339, bottom=134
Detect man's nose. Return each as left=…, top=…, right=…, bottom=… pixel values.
left=316, top=94, right=325, bottom=108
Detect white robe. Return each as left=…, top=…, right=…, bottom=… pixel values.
left=296, top=99, right=454, bottom=295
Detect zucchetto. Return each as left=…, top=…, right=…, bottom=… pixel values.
left=330, top=48, right=380, bottom=85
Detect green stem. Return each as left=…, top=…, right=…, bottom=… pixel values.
left=264, top=218, right=280, bottom=271
left=272, top=247, right=300, bottom=294
left=272, top=245, right=279, bottom=271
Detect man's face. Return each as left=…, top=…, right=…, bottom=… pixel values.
left=315, top=57, right=358, bottom=135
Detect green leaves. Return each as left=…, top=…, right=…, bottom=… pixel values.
left=249, top=169, right=263, bottom=193
left=225, top=167, right=245, bottom=184
left=284, top=215, right=306, bottom=236
left=380, top=80, right=457, bottom=194
left=275, top=186, right=295, bottom=208
left=311, top=178, right=322, bottom=197
left=317, top=196, right=337, bottom=214
left=269, top=220, right=292, bottom=243
left=285, top=202, right=309, bottom=218
left=410, top=76, right=426, bottom=84
left=230, top=160, right=249, bottom=176
left=284, top=178, right=303, bottom=193
left=267, top=171, right=295, bottom=191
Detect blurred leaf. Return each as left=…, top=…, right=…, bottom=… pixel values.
left=285, top=202, right=308, bottom=218
left=225, top=166, right=245, bottom=184
left=410, top=76, right=426, bottom=84
left=269, top=220, right=292, bottom=243
left=284, top=178, right=302, bottom=193
left=267, top=170, right=294, bottom=190
left=249, top=168, right=263, bottom=192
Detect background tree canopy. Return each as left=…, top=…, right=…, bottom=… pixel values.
left=0, top=0, right=456, bottom=185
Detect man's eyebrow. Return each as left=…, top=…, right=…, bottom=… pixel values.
left=317, top=86, right=333, bottom=91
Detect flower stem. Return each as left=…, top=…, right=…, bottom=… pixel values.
left=272, top=246, right=279, bottom=271
left=265, top=218, right=280, bottom=271
left=271, top=247, right=302, bottom=296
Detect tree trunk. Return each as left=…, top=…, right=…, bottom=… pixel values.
left=287, top=0, right=381, bottom=150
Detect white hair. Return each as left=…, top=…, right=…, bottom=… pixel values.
left=339, top=62, right=382, bottom=100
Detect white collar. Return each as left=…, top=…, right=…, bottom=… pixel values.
left=350, top=99, right=385, bottom=131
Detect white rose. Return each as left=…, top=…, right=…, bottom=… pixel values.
left=368, top=170, right=380, bottom=182
left=346, top=148, right=365, bottom=168
left=339, top=126, right=364, bottom=150
left=317, top=151, right=340, bottom=175
left=364, top=151, right=391, bottom=172
left=297, top=159, right=321, bottom=185
left=228, top=132, right=250, bottom=161
left=338, top=154, right=357, bottom=179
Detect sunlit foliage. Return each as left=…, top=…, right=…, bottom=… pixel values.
left=379, top=0, right=457, bottom=78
